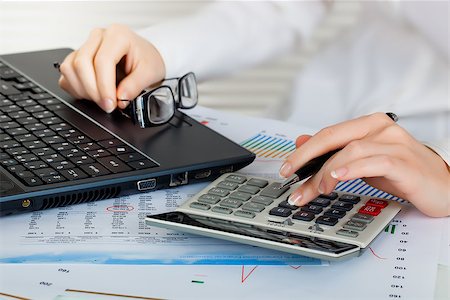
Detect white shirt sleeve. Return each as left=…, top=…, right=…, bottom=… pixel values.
left=137, top=1, right=326, bottom=79
left=425, top=138, right=450, bottom=167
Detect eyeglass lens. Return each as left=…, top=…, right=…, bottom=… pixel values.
left=179, top=73, right=198, bottom=109
left=145, top=86, right=175, bottom=124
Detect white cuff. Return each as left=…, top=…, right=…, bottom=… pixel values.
left=424, top=138, right=450, bottom=166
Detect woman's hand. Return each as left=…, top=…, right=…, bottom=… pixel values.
left=279, top=112, right=450, bottom=217
left=58, top=24, right=166, bottom=113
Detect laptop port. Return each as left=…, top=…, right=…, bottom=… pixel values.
left=170, top=172, right=189, bottom=187
left=137, top=178, right=157, bottom=191
left=219, top=166, right=233, bottom=174
left=194, top=170, right=212, bottom=179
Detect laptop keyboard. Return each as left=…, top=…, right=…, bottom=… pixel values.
left=0, top=60, right=158, bottom=187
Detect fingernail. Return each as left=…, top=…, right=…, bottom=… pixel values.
left=279, top=162, right=292, bottom=178
left=104, top=98, right=115, bottom=113
left=318, top=180, right=325, bottom=194
left=288, top=193, right=302, bottom=206
left=331, top=167, right=348, bottom=179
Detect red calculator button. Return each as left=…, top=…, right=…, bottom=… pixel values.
left=367, top=199, right=388, bottom=208
left=359, top=205, right=381, bottom=216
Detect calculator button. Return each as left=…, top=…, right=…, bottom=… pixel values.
left=247, top=178, right=268, bottom=188
left=208, top=188, right=230, bottom=197
left=211, top=206, right=232, bottom=214
left=343, top=220, right=367, bottom=231
left=220, top=198, right=244, bottom=209
left=238, top=185, right=260, bottom=195
left=359, top=205, right=381, bottom=216
left=351, top=213, right=374, bottom=223
left=331, top=201, right=353, bottom=211
left=301, top=204, right=323, bottom=214
left=324, top=208, right=346, bottom=219
left=316, top=216, right=339, bottom=226
left=242, top=202, right=265, bottom=213
left=229, top=191, right=252, bottom=201
left=292, top=211, right=315, bottom=222
left=278, top=200, right=298, bottom=210
left=189, top=202, right=211, bottom=210
left=367, top=198, right=388, bottom=208
left=234, top=210, right=256, bottom=219
left=216, top=181, right=239, bottom=190
left=198, top=194, right=221, bottom=205
left=310, top=197, right=331, bottom=207
left=269, top=207, right=292, bottom=217
left=339, top=194, right=361, bottom=204
left=336, top=229, right=359, bottom=238
left=260, top=182, right=289, bottom=199
left=251, top=196, right=274, bottom=206
left=318, top=192, right=338, bottom=200
left=225, top=174, right=247, bottom=184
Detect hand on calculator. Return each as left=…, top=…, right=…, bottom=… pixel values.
left=279, top=113, right=450, bottom=217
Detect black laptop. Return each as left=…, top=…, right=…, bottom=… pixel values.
left=0, top=48, right=255, bottom=216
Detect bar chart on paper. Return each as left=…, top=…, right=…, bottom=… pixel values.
left=240, top=133, right=296, bottom=160
left=239, top=133, right=404, bottom=202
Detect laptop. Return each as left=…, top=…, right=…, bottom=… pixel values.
left=0, top=48, right=255, bottom=216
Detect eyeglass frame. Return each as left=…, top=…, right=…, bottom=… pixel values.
left=119, top=72, right=198, bottom=128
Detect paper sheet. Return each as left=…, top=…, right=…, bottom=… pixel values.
left=0, top=106, right=445, bottom=300
left=4, top=207, right=442, bottom=300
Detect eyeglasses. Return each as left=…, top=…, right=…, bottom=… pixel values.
left=120, top=72, right=198, bottom=128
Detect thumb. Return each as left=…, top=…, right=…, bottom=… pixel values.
left=116, top=66, right=154, bottom=109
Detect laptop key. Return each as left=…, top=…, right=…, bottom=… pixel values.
left=32, top=147, right=55, bottom=156
left=97, top=156, right=132, bottom=173
left=0, top=121, right=20, bottom=129
left=87, top=149, right=111, bottom=158
left=80, top=163, right=111, bottom=177
left=98, top=139, right=124, bottom=148
left=60, top=168, right=88, bottom=180
left=21, top=176, right=43, bottom=186
left=50, top=160, right=75, bottom=171
left=42, top=174, right=66, bottom=184
left=0, top=81, right=20, bottom=95
left=107, top=145, right=134, bottom=155
left=16, top=116, right=37, bottom=125
left=70, top=155, right=95, bottom=165
left=118, top=152, right=146, bottom=163
left=30, top=93, right=52, bottom=100
left=127, top=160, right=158, bottom=170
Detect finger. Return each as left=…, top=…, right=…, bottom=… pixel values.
left=319, top=141, right=409, bottom=195
left=59, top=51, right=88, bottom=99
left=287, top=172, right=322, bottom=206
left=328, top=155, right=410, bottom=198
left=58, top=76, right=83, bottom=99
left=279, top=113, right=395, bottom=178
left=93, top=26, right=130, bottom=112
left=295, top=135, right=311, bottom=148
left=72, top=28, right=105, bottom=108
left=116, top=64, right=152, bottom=109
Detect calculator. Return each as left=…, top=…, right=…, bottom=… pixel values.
left=146, top=173, right=402, bottom=261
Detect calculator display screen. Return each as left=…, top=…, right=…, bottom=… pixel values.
left=147, top=212, right=358, bottom=255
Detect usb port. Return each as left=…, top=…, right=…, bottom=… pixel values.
left=194, top=170, right=211, bottom=179
left=137, top=178, right=156, bottom=191
left=170, top=172, right=189, bottom=187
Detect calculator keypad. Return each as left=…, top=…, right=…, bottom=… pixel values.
left=184, top=173, right=397, bottom=241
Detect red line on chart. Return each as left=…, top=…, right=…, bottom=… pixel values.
left=289, top=265, right=301, bottom=269
left=241, top=266, right=258, bottom=283
left=369, top=247, right=387, bottom=260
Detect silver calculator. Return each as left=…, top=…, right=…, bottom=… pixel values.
left=146, top=173, right=402, bottom=261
